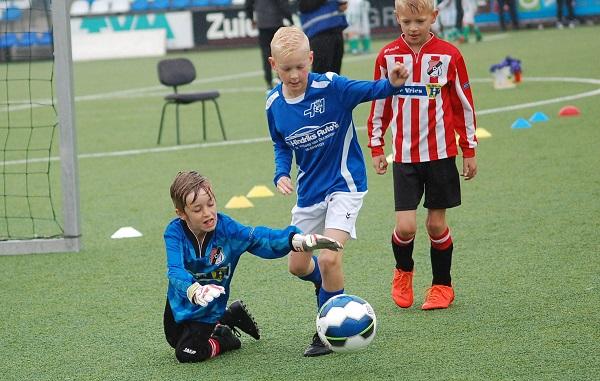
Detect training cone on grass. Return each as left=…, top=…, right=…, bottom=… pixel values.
left=511, top=118, right=531, bottom=129
left=246, top=185, right=274, bottom=198
left=111, top=227, right=143, bottom=239
left=558, top=105, right=580, bottom=117
left=225, top=196, right=254, bottom=209
left=476, top=128, right=492, bottom=138
left=529, top=112, right=549, bottom=123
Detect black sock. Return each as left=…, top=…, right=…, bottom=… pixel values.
left=392, top=236, right=415, bottom=272
left=430, top=244, right=453, bottom=286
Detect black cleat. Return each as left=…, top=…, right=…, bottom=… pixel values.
left=220, top=300, right=261, bottom=340
left=212, top=324, right=241, bottom=352
left=303, top=332, right=333, bottom=357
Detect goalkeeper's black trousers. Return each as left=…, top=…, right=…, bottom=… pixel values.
left=163, top=299, right=238, bottom=363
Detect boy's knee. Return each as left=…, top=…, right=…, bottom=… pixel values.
left=394, top=225, right=416, bottom=240
left=288, top=261, right=310, bottom=277
left=288, top=252, right=314, bottom=277
left=426, top=220, right=447, bottom=235
left=317, top=252, right=341, bottom=271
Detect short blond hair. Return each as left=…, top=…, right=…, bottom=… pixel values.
left=395, top=0, right=435, bottom=14
left=270, top=26, right=310, bottom=58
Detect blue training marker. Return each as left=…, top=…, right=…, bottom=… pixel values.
left=511, top=118, right=532, bottom=129
left=529, top=112, right=550, bottom=123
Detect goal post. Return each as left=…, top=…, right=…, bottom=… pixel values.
left=0, top=0, right=81, bottom=255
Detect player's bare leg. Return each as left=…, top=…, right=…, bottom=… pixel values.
left=288, top=250, right=314, bottom=278
left=303, top=228, right=349, bottom=357
left=391, top=210, right=417, bottom=307
left=318, top=228, right=349, bottom=292
left=423, top=208, right=455, bottom=310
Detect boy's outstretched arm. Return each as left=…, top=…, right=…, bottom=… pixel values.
left=388, top=62, right=410, bottom=87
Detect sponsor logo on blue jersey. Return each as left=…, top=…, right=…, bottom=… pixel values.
left=285, top=122, right=339, bottom=151
left=191, top=265, right=230, bottom=282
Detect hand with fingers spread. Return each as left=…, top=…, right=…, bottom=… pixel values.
left=186, top=283, right=226, bottom=307
left=292, top=233, right=343, bottom=252
left=276, top=176, right=295, bottom=195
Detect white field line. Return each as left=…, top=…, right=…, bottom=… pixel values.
left=2, top=76, right=599, bottom=166
left=0, top=36, right=512, bottom=111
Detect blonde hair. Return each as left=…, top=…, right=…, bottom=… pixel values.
left=270, top=26, right=310, bottom=58
left=170, top=171, right=215, bottom=211
left=395, top=0, right=435, bottom=14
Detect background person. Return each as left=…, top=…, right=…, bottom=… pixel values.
left=298, top=0, right=349, bottom=74
left=245, top=0, right=293, bottom=90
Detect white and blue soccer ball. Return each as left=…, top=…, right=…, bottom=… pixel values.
left=316, top=294, right=377, bottom=352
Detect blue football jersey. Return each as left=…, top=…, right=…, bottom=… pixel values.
left=266, top=72, right=400, bottom=207
left=164, top=213, right=300, bottom=324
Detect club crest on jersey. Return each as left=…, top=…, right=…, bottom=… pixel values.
left=209, top=246, right=224, bottom=265
left=426, top=84, right=442, bottom=99
left=304, top=98, right=325, bottom=118
left=427, top=59, right=443, bottom=77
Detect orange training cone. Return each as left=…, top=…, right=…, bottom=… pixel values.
left=558, top=105, right=580, bottom=117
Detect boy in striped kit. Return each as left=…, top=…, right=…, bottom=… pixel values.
left=367, top=0, right=478, bottom=310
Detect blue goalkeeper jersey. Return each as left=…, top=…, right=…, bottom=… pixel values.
left=163, top=213, right=300, bottom=324
left=267, top=72, right=401, bottom=207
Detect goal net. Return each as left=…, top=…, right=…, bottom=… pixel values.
left=1, top=0, right=81, bottom=255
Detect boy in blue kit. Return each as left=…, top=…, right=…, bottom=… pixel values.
left=266, top=26, right=409, bottom=357
left=163, top=171, right=342, bottom=363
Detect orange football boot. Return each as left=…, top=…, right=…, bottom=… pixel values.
left=421, top=285, right=455, bottom=310
left=391, top=268, right=414, bottom=308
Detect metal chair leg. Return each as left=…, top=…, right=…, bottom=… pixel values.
left=213, top=99, right=226, bottom=140
left=158, top=102, right=169, bottom=144
left=175, top=104, right=180, bottom=145
left=202, top=101, right=207, bottom=141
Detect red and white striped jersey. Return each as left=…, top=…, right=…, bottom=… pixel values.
left=367, top=33, right=477, bottom=163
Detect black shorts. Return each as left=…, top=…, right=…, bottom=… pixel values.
left=392, top=157, right=461, bottom=211
left=164, top=299, right=216, bottom=362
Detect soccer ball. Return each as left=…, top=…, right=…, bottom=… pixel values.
left=316, top=294, right=377, bottom=352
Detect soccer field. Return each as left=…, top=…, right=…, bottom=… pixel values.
left=1, top=25, right=599, bottom=380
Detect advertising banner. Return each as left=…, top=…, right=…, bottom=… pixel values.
left=474, top=0, right=600, bottom=25
left=70, top=11, right=194, bottom=50
left=192, top=8, right=258, bottom=46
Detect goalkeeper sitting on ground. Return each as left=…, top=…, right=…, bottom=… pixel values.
left=163, top=170, right=343, bottom=363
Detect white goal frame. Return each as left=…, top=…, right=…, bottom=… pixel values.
left=0, top=0, right=81, bottom=255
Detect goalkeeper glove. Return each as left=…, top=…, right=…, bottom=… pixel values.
left=292, top=233, right=343, bottom=252
left=187, top=283, right=225, bottom=307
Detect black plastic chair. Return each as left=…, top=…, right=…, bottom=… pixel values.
left=157, top=58, right=226, bottom=144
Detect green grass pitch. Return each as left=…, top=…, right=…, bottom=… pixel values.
left=1, top=26, right=599, bottom=380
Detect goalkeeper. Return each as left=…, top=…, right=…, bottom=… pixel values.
left=163, top=170, right=342, bottom=363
